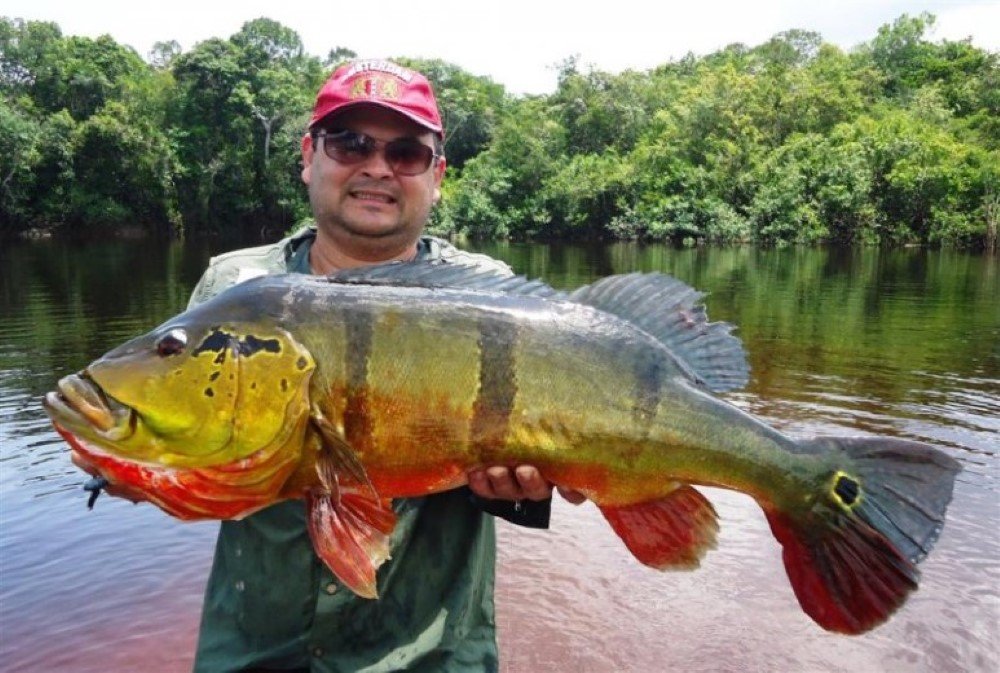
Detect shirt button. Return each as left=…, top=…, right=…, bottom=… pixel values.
left=313, top=647, right=324, bottom=658
left=324, top=582, right=338, bottom=595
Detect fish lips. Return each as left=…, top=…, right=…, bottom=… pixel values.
left=43, top=372, right=135, bottom=442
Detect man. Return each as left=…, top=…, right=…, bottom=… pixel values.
left=78, top=60, right=581, bottom=672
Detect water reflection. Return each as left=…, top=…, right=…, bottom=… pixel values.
left=1, top=238, right=997, bottom=672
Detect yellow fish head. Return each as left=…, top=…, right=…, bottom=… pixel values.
left=46, top=317, right=315, bottom=469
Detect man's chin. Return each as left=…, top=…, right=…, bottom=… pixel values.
left=323, top=216, right=418, bottom=242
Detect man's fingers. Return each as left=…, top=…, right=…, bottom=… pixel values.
left=467, top=465, right=584, bottom=504
left=557, top=486, right=587, bottom=505
left=467, top=470, right=491, bottom=498
left=485, top=466, right=520, bottom=500
left=468, top=466, right=557, bottom=502
left=514, top=465, right=553, bottom=501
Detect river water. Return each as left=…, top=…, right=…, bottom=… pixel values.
left=1, top=238, right=997, bottom=672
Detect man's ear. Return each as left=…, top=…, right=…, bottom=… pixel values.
left=432, top=156, right=446, bottom=204
left=301, top=133, right=314, bottom=185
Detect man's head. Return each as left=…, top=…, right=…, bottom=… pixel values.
left=301, top=60, right=446, bottom=266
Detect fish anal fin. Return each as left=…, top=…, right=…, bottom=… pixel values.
left=765, top=509, right=918, bottom=634
left=306, top=488, right=396, bottom=600
left=599, top=485, right=719, bottom=570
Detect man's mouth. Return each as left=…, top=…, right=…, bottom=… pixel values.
left=350, top=190, right=396, bottom=204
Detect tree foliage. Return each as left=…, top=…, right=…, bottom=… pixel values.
left=1, top=14, right=996, bottom=247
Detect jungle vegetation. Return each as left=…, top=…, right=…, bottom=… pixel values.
left=1, top=14, right=996, bottom=247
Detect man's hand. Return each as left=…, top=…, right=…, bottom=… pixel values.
left=467, top=465, right=586, bottom=505
left=70, top=450, right=147, bottom=504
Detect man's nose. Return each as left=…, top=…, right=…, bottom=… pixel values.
left=359, top=146, right=394, bottom=177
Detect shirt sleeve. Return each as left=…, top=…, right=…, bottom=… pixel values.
left=466, top=488, right=551, bottom=529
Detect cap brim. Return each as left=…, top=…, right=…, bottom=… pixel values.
left=311, top=100, right=443, bottom=135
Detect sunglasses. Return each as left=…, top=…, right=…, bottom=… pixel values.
left=313, top=129, right=440, bottom=176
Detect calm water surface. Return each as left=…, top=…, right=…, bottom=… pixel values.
left=1, top=239, right=997, bottom=672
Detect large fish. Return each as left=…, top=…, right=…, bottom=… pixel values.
left=43, top=262, right=959, bottom=634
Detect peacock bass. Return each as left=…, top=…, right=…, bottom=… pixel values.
left=43, top=262, right=959, bottom=635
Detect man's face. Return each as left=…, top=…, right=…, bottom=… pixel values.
left=301, top=105, right=445, bottom=257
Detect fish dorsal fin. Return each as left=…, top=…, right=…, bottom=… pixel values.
left=327, top=260, right=566, bottom=299
left=569, top=273, right=749, bottom=392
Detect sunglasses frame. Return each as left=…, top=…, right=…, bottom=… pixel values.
left=313, top=129, right=441, bottom=176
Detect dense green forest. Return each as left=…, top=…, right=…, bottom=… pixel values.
left=1, top=14, right=997, bottom=247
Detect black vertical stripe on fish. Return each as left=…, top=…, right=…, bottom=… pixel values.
left=632, top=351, right=663, bottom=439
left=470, top=317, right=518, bottom=459
left=344, top=310, right=375, bottom=453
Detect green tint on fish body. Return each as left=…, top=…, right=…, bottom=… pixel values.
left=43, top=261, right=960, bottom=634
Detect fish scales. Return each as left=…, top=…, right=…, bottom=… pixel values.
left=292, top=282, right=819, bottom=510
left=43, top=263, right=960, bottom=635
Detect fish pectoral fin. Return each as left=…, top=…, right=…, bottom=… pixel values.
left=310, top=404, right=376, bottom=495
left=306, top=487, right=396, bottom=599
left=306, top=405, right=395, bottom=598
left=598, top=484, right=719, bottom=570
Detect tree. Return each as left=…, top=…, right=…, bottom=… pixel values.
left=324, top=47, right=357, bottom=68
left=0, top=99, right=42, bottom=233
left=28, top=34, right=148, bottom=120
left=863, top=13, right=937, bottom=97
left=0, top=18, right=62, bottom=93
left=66, top=101, right=180, bottom=229
left=148, top=40, right=181, bottom=70
left=231, top=18, right=303, bottom=66
left=230, top=66, right=305, bottom=165
left=169, top=21, right=321, bottom=231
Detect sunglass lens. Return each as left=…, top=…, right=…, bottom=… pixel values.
left=386, top=141, right=434, bottom=175
left=326, top=132, right=371, bottom=163
left=320, top=131, right=434, bottom=175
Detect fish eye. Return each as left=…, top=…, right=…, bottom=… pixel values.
left=156, top=328, right=188, bottom=357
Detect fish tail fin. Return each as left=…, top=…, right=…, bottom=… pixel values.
left=765, top=437, right=960, bottom=634
left=599, top=484, right=719, bottom=569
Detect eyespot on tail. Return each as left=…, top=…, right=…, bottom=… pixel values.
left=767, top=436, right=960, bottom=634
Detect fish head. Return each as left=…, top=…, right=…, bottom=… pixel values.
left=44, top=312, right=316, bottom=470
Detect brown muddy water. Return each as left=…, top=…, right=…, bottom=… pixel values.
left=1, top=239, right=997, bottom=672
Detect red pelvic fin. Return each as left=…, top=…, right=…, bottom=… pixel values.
left=764, top=509, right=919, bottom=634
left=599, top=485, right=719, bottom=570
left=306, top=488, right=396, bottom=599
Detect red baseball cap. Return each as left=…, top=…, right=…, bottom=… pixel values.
left=309, top=59, right=443, bottom=136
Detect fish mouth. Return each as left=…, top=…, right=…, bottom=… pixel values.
left=43, top=372, right=135, bottom=442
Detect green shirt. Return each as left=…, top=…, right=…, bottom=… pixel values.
left=190, top=230, right=541, bottom=673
